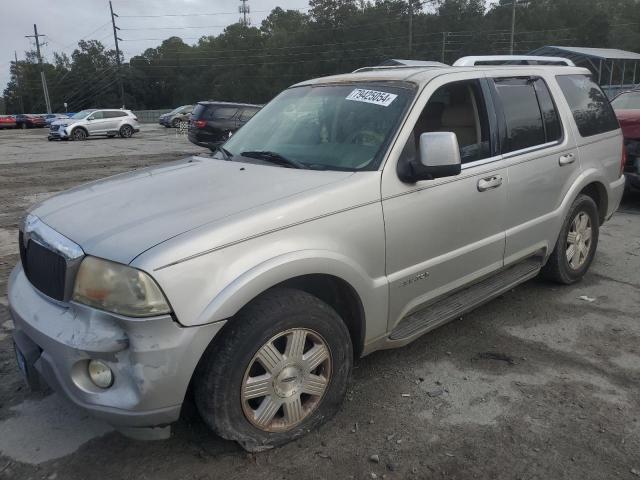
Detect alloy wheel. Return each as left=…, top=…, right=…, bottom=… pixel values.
left=566, top=211, right=592, bottom=269
left=241, top=328, right=331, bottom=432
left=120, top=125, right=133, bottom=138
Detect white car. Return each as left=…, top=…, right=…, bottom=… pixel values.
left=48, top=109, right=140, bottom=141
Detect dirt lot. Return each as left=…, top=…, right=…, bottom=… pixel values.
left=0, top=127, right=639, bottom=480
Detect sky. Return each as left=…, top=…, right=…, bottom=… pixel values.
left=1, top=0, right=310, bottom=91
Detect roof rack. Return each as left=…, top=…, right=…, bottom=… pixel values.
left=453, top=55, right=575, bottom=67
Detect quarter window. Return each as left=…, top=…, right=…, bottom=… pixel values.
left=556, top=74, right=619, bottom=137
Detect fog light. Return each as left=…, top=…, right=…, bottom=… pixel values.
left=87, top=360, right=113, bottom=388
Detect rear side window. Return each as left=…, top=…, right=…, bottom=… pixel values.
left=493, top=77, right=545, bottom=153
left=104, top=111, right=126, bottom=118
left=212, top=107, right=239, bottom=120
left=532, top=78, right=562, bottom=143
left=556, top=74, right=619, bottom=137
left=240, top=108, right=259, bottom=122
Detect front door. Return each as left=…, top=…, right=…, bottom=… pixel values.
left=382, top=74, right=507, bottom=330
left=86, top=110, right=107, bottom=134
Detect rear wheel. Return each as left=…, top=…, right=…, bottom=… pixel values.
left=119, top=124, right=134, bottom=138
left=194, top=288, right=353, bottom=452
left=71, top=128, right=87, bottom=141
left=542, top=194, right=599, bottom=284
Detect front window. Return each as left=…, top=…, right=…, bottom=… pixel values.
left=611, top=92, right=640, bottom=110
left=70, top=109, right=95, bottom=119
left=223, top=83, right=414, bottom=171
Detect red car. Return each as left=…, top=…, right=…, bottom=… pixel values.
left=611, top=90, right=640, bottom=190
left=0, top=115, right=16, bottom=129
left=15, top=114, right=46, bottom=129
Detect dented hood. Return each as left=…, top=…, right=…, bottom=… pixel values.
left=30, top=156, right=351, bottom=264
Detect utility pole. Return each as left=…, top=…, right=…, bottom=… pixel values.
left=110, top=1, right=125, bottom=108
left=14, top=51, right=25, bottom=114
left=408, top=1, right=413, bottom=57
left=239, top=0, right=250, bottom=27
left=441, top=32, right=448, bottom=63
left=25, top=24, right=51, bottom=113
left=509, top=0, right=516, bottom=55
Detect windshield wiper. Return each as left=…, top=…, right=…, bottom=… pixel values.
left=214, top=145, right=233, bottom=161
left=240, top=150, right=305, bottom=169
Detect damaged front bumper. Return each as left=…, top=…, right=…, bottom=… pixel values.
left=8, top=264, right=225, bottom=440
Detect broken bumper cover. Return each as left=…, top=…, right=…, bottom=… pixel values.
left=8, top=265, right=225, bottom=437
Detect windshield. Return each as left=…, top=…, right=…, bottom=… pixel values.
left=611, top=92, right=640, bottom=110
left=70, top=109, right=95, bottom=119
left=223, top=83, right=413, bottom=171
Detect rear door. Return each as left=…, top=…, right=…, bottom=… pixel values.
left=487, top=72, right=580, bottom=265
left=206, top=106, right=239, bottom=140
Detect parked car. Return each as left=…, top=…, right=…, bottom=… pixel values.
left=159, top=105, right=193, bottom=128
left=611, top=89, right=640, bottom=190
left=44, top=113, right=69, bottom=126
left=188, top=101, right=261, bottom=150
left=9, top=57, right=625, bottom=451
left=15, top=114, right=46, bottom=129
left=0, top=115, right=16, bottom=129
left=48, top=108, right=140, bottom=141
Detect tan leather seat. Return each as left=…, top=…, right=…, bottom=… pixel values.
left=437, top=104, right=477, bottom=147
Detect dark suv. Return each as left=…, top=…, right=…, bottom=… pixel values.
left=188, top=101, right=261, bottom=150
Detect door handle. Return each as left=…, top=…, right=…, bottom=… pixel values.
left=477, top=175, right=503, bottom=192
left=559, top=153, right=576, bottom=166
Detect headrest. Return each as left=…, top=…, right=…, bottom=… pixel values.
left=441, top=104, right=475, bottom=128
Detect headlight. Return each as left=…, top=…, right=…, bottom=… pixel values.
left=72, top=256, right=171, bottom=317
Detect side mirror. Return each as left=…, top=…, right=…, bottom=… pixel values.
left=86, top=116, right=93, bottom=121
left=399, top=132, right=462, bottom=182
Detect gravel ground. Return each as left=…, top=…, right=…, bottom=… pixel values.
left=0, top=128, right=639, bottom=480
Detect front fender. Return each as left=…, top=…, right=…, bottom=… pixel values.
left=195, top=250, right=388, bottom=343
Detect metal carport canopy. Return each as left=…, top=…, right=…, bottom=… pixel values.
left=529, top=46, right=640, bottom=89
left=530, top=46, right=640, bottom=62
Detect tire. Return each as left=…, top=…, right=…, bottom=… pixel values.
left=171, top=118, right=179, bottom=128
left=20, top=123, right=27, bottom=130
left=119, top=124, right=134, bottom=138
left=542, top=194, right=599, bottom=284
left=194, top=287, right=353, bottom=452
left=71, top=128, right=87, bottom=141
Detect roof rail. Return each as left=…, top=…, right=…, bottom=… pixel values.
left=353, top=61, right=448, bottom=73
left=453, top=55, right=575, bottom=67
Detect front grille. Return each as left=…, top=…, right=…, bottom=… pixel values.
left=19, top=231, right=67, bottom=301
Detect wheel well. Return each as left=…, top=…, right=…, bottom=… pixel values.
left=72, top=126, right=88, bottom=134
left=279, top=274, right=366, bottom=358
left=580, top=182, right=607, bottom=224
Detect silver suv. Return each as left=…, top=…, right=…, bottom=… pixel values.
left=48, top=108, right=140, bottom=141
left=10, top=56, right=625, bottom=450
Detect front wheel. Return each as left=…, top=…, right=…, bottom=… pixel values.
left=71, top=128, right=87, bottom=141
left=542, top=194, right=599, bottom=284
left=194, top=288, right=353, bottom=452
left=119, top=124, right=134, bottom=138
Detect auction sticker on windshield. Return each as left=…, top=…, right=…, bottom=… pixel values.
left=346, top=88, right=398, bottom=107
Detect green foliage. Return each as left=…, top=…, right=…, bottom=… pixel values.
left=3, top=0, right=640, bottom=113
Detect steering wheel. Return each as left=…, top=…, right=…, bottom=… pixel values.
left=345, top=129, right=381, bottom=146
